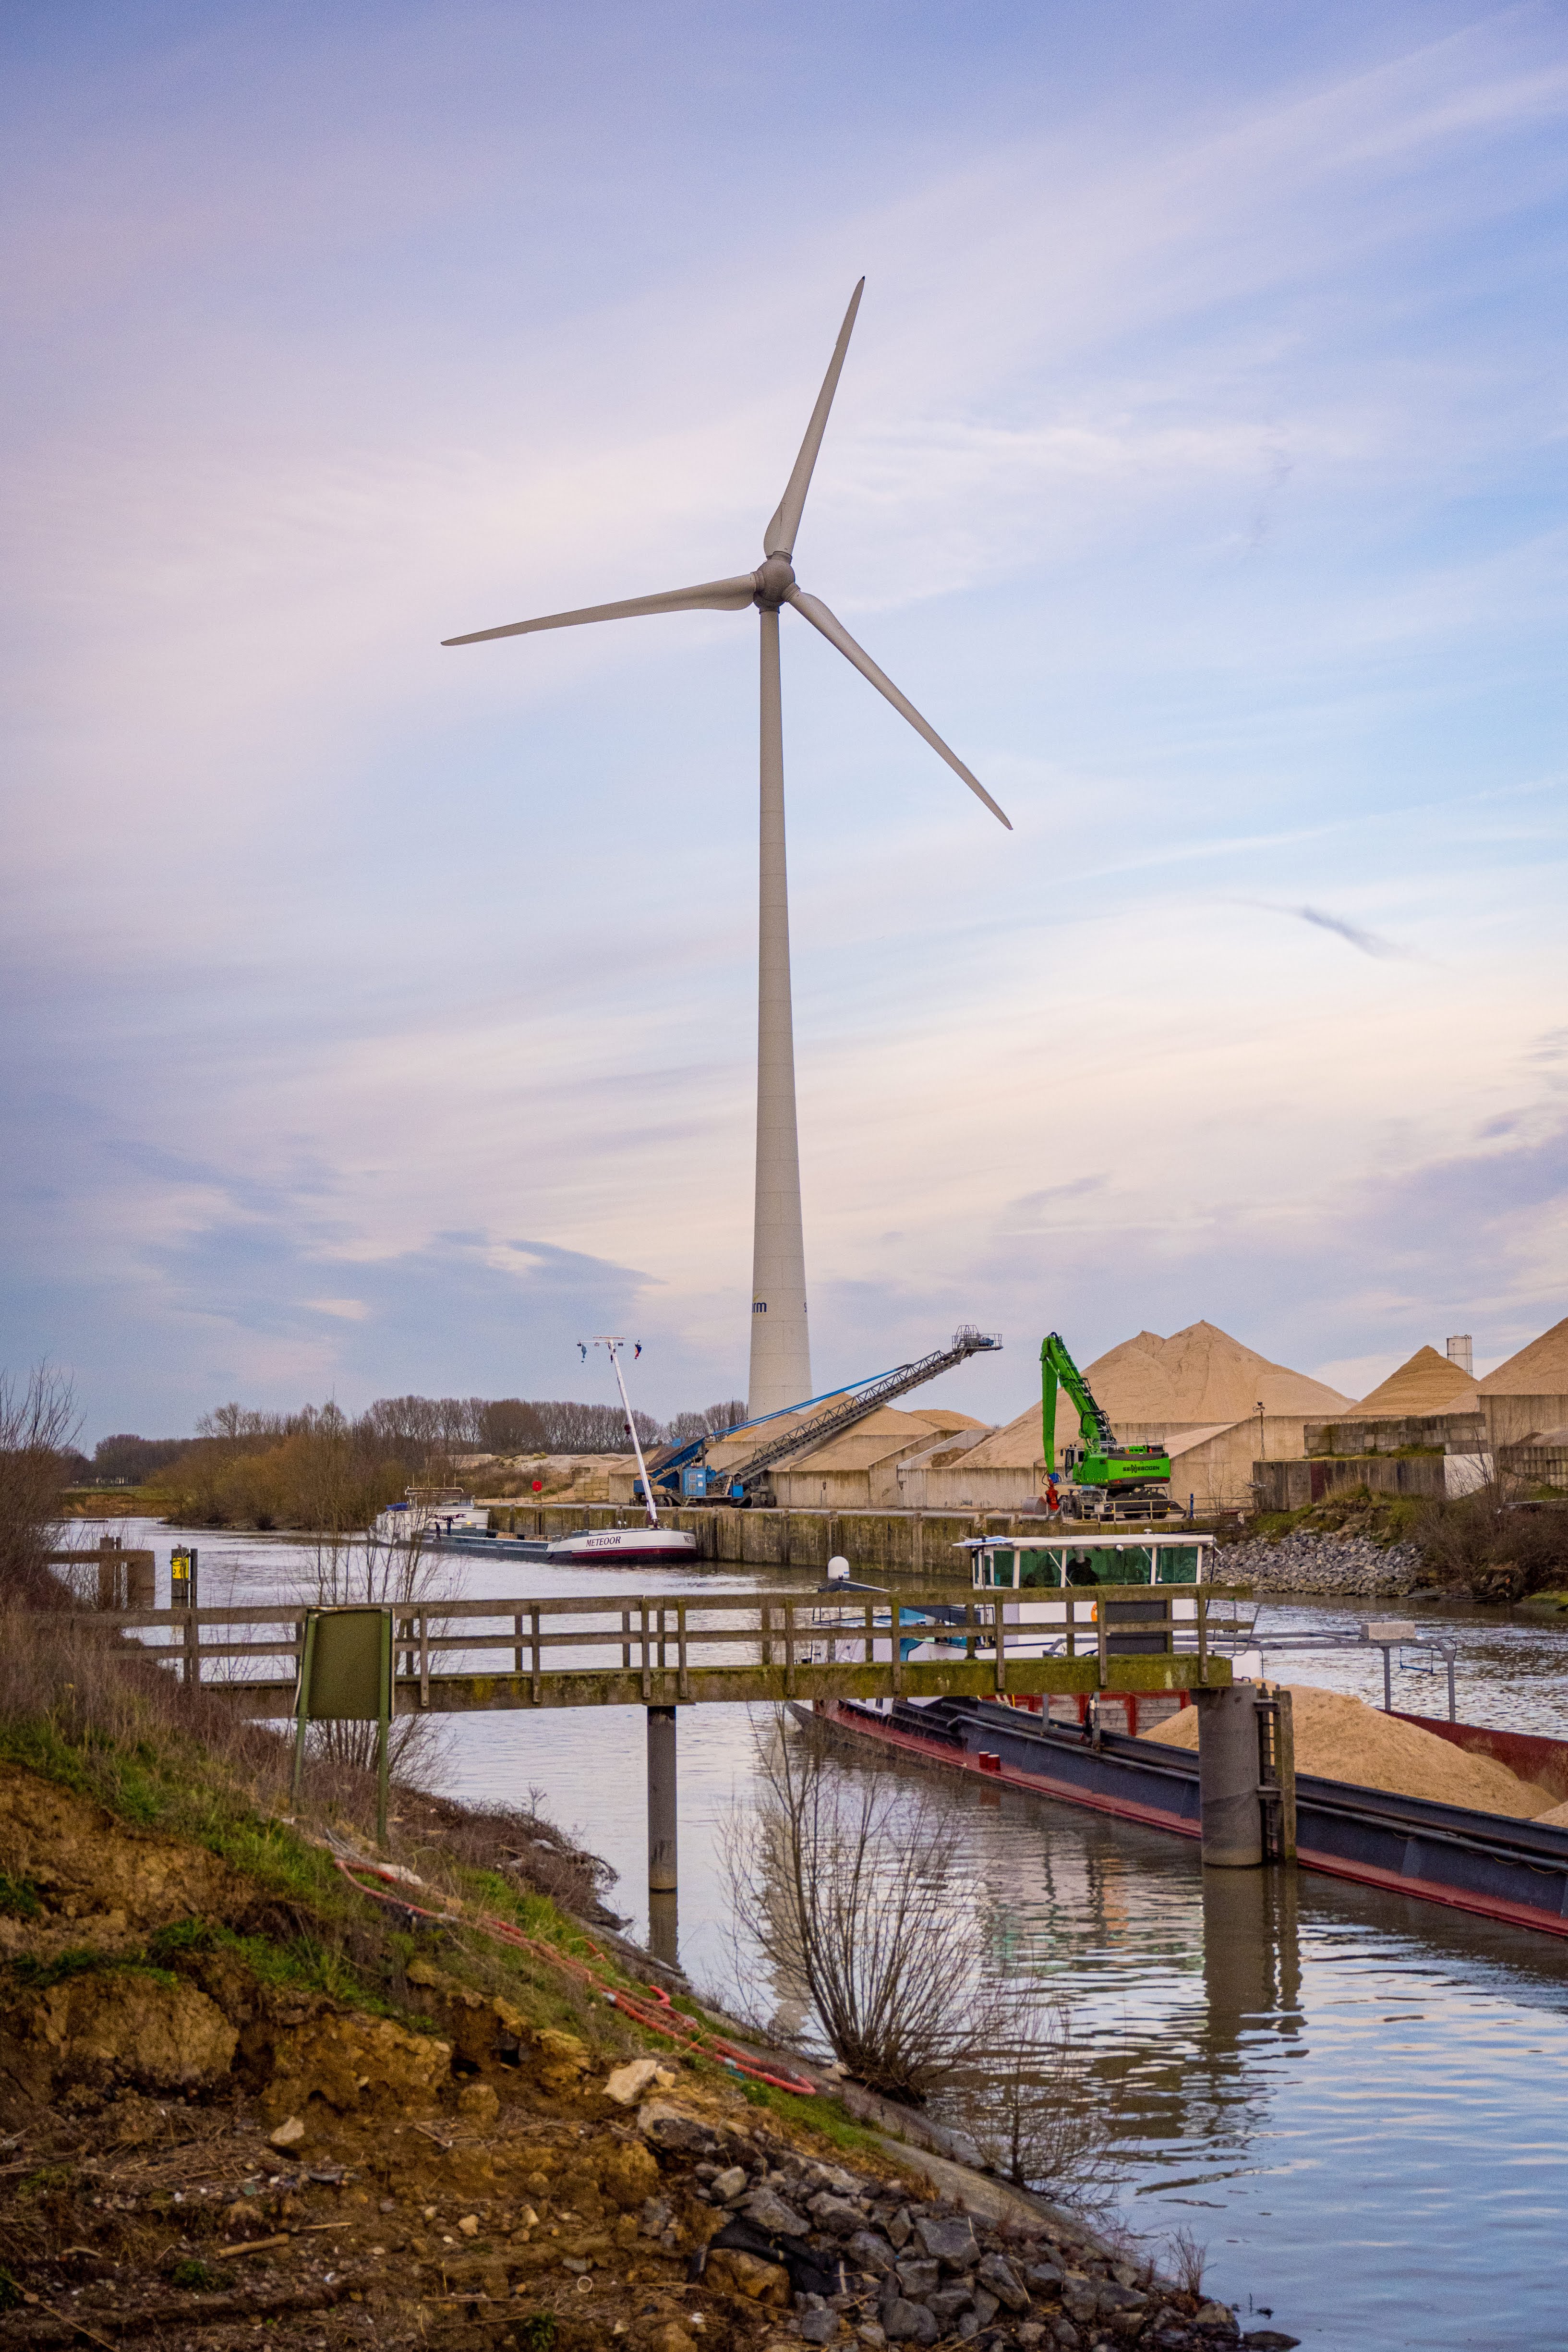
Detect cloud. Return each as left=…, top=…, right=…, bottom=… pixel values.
left=1291, top=905, right=1413, bottom=959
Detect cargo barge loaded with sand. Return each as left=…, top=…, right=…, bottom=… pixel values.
left=806, top=1528, right=1568, bottom=1940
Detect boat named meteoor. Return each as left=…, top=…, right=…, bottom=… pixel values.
left=546, top=1337, right=697, bottom=1569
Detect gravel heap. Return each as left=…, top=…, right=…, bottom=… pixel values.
left=1218, top=1532, right=1427, bottom=1598
left=639, top=2097, right=1298, bottom=2352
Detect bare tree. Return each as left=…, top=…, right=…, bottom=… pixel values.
left=722, top=1710, right=996, bottom=2102
left=0, top=1364, right=81, bottom=1605
left=943, top=1996, right=1122, bottom=2212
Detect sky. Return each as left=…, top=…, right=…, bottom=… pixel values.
left=3, top=0, right=1566, bottom=1443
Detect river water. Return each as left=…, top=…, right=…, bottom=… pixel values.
left=81, top=1522, right=1568, bottom=2348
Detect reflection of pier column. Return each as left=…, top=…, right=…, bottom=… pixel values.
left=647, top=1706, right=678, bottom=1892
left=1201, top=1866, right=1301, bottom=2056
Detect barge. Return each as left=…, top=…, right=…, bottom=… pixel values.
left=803, top=1526, right=1568, bottom=1941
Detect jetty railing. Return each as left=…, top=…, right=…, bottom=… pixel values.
left=86, top=1587, right=1249, bottom=1714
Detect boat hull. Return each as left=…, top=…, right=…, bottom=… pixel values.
left=544, top=1528, right=699, bottom=1566
left=806, top=1695, right=1568, bottom=1942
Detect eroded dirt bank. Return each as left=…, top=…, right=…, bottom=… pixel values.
left=0, top=1759, right=1288, bottom=2352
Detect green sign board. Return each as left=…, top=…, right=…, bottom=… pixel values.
left=292, top=1607, right=394, bottom=1848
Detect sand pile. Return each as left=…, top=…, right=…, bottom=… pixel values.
left=1083, top=1321, right=1353, bottom=1425
left=1356, top=1344, right=1479, bottom=1417
left=1479, top=1312, right=1568, bottom=1396
left=1142, top=1684, right=1557, bottom=1819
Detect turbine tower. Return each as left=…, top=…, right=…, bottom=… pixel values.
left=443, top=281, right=1010, bottom=1418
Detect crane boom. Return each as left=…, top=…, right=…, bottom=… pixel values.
left=645, top=1327, right=1002, bottom=1501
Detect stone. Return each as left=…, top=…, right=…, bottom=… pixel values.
left=1063, top=2280, right=1101, bottom=2323
left=1096, top=2282, right=1147, bottom=2316
left=1026, top=2264, right=1064, bottom=2293
left=711, top=2166, right=748, bottom=2203
left=1194, top=2305, right=1238, bottom=2333
left=1242, top=2336, right=1300, bottom=2350
left=847, top=2230, right=897, bottom=2277
left=803, top=2161, right=863, bottom=2195
left=638, top=2099, right=719, bottom=2158
left=603, top=2058, right=664, bottom=2105
left=599, top=2139, right=662, bottom=2211
left=1050, top=2325, right=1080, bottom=2351
left=971, top=2290, right=1000, bottom=2328
left=457, top=2081, right=499, bottom=2127
left=648, top=2328, right=697, bottom=2352
left=638, top=2198, right=672, bottom=2237
left=882, top=2299, right=940, bottom=2345
left=810, top=2194, right=865, bottom=2236
left=742, top=2186, right=810, bottom=2237
left=977, top=2252, right=1031, bottom=2314
left=894, top=2257, right=941, bottom=2299
left=533, top=2028, right=591, bottom=2096
left=704, top=2247, right=792, bottom=2308
left=858, top=2329, right=888, bottom=2349
left=886, top=2209, right=913, bottom=2250
left=1016, top=2329, right=1047, bottom=2349
left=915, top=2214, right=979, bottom=2270
left=268, top=2115, right=306, bottom=2148
left=457, top=2214, right=480, bottom=2237
left=799, top=2314, right=844, bottom=2346
left=929, top=2284, right=977, bottom=2326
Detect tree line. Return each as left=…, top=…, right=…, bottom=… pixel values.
left=73, top=1392, right=748, bottom=1489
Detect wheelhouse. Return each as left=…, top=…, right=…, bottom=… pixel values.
left=964, top=1533, right=1214, bottom=1589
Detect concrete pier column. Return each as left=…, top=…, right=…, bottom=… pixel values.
left=648, top=1890, right=679, bottom=1971
left=1195, top=1684, right=1263, bottom=1868
left=647, top=1706, right=678, bottom=1893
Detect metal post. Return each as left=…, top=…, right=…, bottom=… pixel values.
left=291, top=1613, right=318, bottom=1809
left=376, top=1612, right=391, bottom=1855
left=647, top=1705, right=677, bottom=1894
left=1194, top=1684, right=1264, bottom=1868
left=1383, top=1644, right=1392, bottom=1714
left=1447, top=1648, right=1457, bottom=1722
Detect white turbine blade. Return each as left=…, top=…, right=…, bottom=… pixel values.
left=763, top=279, right=865, bottom=560
left=443, top=573, right=757, bottom=646
left=787, top=589, right=1012, bottom=829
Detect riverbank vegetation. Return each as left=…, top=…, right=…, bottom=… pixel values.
left=1233, top=1481, right=1568, bottom=1602
left=60, top=1390, right=747, bottom=1533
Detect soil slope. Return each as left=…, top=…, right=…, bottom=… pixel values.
left=0, top=1762, right=1246, bottom=2352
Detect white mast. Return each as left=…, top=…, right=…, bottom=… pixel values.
left=594, top=1336, right=659, bottom=1527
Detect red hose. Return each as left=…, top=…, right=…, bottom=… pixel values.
left=334, top=1858, right=816, bottom=2096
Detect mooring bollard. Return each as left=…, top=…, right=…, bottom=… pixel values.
left=1194, top=1682, right=1264, bottom=1867
left=647, top=1704, right=677, bottom=1894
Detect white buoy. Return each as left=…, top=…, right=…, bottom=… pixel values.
left=827, top=1555, right=850, bottom=1581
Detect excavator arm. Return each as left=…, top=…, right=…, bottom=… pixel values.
left=1040, top=1331, right=1117, bottom=1475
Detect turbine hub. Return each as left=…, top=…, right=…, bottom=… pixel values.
left=753, top=555, right=796, bottom=610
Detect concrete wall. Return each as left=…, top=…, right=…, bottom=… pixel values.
left=1484, top=1394, right=1568, bottom=1449
left=491, top=1501, right=1042, bottom=1577
left=1253, top=1455, right=1449, bottom=1512
left=1303, top=1413, right=1486, bottom=1456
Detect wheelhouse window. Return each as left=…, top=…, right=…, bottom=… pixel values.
left=1155, top=1545, right=1200, bottom=1584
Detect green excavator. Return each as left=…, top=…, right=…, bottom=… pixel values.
left=1040, top=1331, right=1173, bottom=1521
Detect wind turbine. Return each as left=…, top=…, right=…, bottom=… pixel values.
left=443, top=280, right=1011, bottom=1418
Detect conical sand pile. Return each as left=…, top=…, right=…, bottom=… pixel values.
left=1357, top=1344, right=1479, bottom=1416
left=1479, top=1314, right=1568, bottom=1395
left=1082, top=1321, right=1352, bottom=1424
